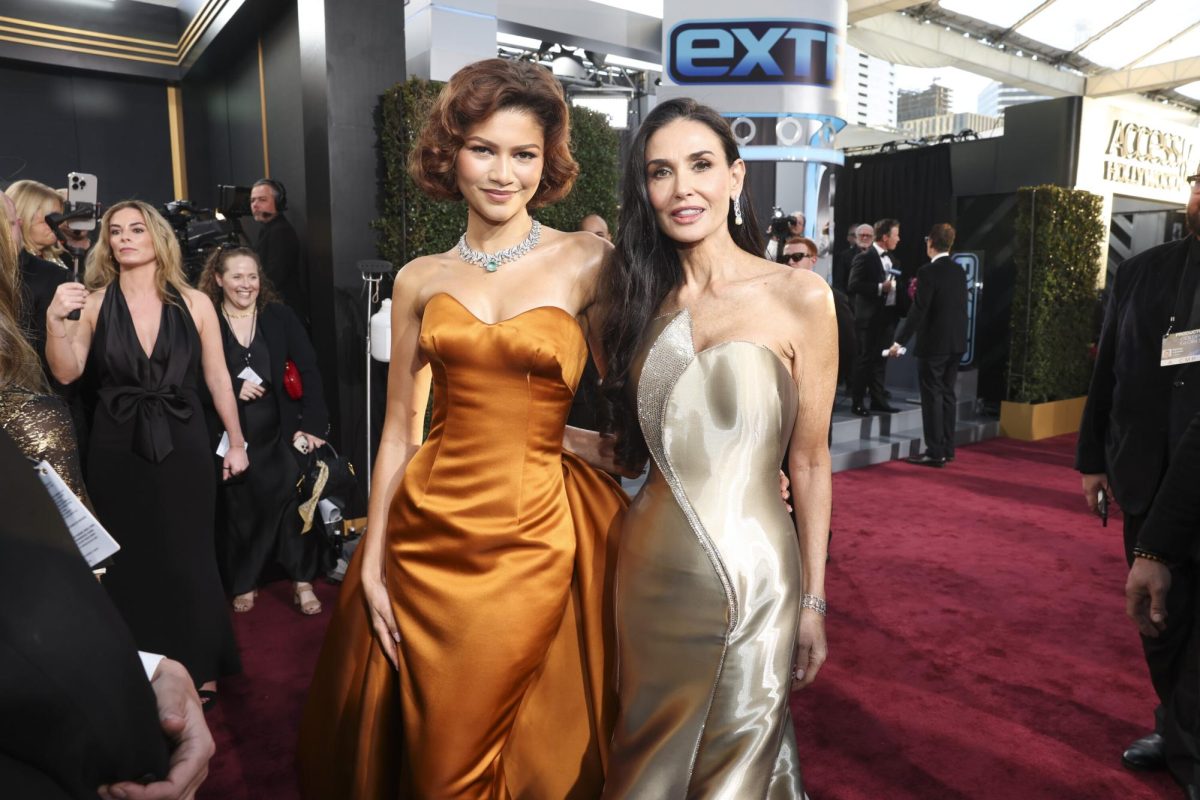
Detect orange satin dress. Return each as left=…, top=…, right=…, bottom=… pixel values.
left=298, top=292, right=628, bottom=799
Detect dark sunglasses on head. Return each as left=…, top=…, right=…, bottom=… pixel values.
left=786, top=252, right=814, bottom=263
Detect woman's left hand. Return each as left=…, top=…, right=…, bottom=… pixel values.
left=222, top=446, right=249, bottom=480
left=791, top=609, right=827, bottom=690
left=779, top=469, right=792, bottom=512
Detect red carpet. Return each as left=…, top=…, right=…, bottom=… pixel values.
left=200, top=434, right=1178, bottom=799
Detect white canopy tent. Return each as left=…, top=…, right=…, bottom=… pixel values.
left=846, top=0, right=1200, bottom=108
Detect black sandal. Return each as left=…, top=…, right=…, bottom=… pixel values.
left=198, top=689, right=218, bottom=712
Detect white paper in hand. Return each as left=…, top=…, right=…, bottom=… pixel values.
left=34, top=461, right=120, bottom=567
left=216, top=431, right=247, bottom=457
left=237, top=366, right=264, bottom=385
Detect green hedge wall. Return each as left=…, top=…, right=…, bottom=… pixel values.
left=1008, top=184, right=1105, bottom=403
left=374, top=77, right=620, bottom=267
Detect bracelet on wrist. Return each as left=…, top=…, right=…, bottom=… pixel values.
left=1133, top=547, right=1171, bottom=566
left=801, top=593, right=827, bottom=616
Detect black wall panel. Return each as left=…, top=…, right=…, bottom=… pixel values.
left=261, top=4, right=307, bottom=243
left=0, top=60, right=172, bottom=205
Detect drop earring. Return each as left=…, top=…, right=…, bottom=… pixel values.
left=732, top=196, right=744, bottom=226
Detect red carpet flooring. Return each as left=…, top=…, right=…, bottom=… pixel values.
left=199, top=434, right=1178, bottom=799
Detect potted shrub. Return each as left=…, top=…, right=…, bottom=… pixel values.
left=1001, top=184, right=1105, bottom=440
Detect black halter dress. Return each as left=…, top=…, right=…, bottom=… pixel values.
left=86, top=282, right=240, bottom=684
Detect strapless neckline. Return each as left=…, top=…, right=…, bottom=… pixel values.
left=657, top=307, right=794, bottom=387
left=426, top=291, right=583, bottom=340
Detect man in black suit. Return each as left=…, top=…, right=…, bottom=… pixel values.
left=0, top=428, right=215, bottom=799
left=887, top=223, right=967, bottom=467
left=1078, top=167, right=1200, bottom=781
left=1126, top=406, right=1200, bottom=798
left=832, top=223, right=873, bottom=294
left=251, top=178, right=308, bottom=322
left=847, top=218, right=903, bottom=416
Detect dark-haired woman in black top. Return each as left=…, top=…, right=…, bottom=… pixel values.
left=198, top=246, right=330, bottom=616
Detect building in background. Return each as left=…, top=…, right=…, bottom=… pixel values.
left=898, top=83, right=953, bottom=123
left=977, top=82, right=1051, bottom=117
left=843, top=44, right=897, bottom=129
left=900, top=112, right=1002, bottom=139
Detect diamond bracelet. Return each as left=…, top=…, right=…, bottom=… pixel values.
left=801, top=594, right=827, bottom=616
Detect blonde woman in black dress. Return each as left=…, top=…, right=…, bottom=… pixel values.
left=46, top=200, right=248, bottom=707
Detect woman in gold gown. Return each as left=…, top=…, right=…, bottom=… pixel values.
left=0, top=190, right=86, bottom=499
left=298, top=59, right=627, bottom=798
left=595, top=98, right=838, bottom=798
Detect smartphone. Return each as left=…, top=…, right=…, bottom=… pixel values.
left=66, top=172, right=98, bottom=231
left=1097, top=488, right=1108, bottom=527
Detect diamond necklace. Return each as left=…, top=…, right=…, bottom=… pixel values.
left=457, top=220, right=542, bottom=273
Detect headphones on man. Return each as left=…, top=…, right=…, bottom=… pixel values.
left=256, top=178, right=288, bottom=212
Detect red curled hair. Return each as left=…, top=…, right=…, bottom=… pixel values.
left=408, top=58, right=579, bottom=208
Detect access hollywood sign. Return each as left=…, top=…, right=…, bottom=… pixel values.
left=1102, top=119, right=1197, bottom=194
left=667, top=19, right=839, bottom=86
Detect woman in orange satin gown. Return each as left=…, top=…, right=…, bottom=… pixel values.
left=298, top=59, right=628, bottom=799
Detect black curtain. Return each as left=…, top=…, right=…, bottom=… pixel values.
left=833, top=144, right=954, bottom=276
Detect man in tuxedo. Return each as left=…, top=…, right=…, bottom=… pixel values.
left=0, top=428, right=214, bottom=799
left=847, top=218, right=903, bottom=416
left=1078, top=167, right=1200, bottom=783
left=251, top=178, right=308, bottom=322
left=832, top=223, right=873, bottom=294
left=887, top=223, right=967, bottom=467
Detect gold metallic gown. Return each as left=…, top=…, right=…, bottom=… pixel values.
left=299, top=292, right=627, bottom=799
left=0, top=388, right=88, bottom=501
left=604, top=309, right=805, bottom=799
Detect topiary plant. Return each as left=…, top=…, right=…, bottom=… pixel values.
left=1008, top=184, right=1105, bottom=403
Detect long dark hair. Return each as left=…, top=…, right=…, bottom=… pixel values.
left=597, top=98, right=764, bottom=470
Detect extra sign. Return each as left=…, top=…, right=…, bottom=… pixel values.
left=667, top=18, right=840, bottom=86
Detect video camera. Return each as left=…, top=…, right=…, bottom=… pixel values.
left=768, top=207, right=797, bottom=243
left=159, top=185, right=252, bottom=283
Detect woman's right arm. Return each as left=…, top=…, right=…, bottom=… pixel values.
left=359, top=267, right=432, bottom=670
left=45, top=283, right=98, bottom=384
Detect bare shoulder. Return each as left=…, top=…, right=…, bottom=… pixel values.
left=547, top=224, right=610, bottom=260
left=180, top=286, right=215, bottom=312
left=769, top=263, right=832, bottom=311
left=392, top=254, right=447, bottom=314
left=545, top=228, right=612, bottom=296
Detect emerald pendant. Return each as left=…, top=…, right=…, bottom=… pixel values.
left=485, top=259, right=499, bottom=272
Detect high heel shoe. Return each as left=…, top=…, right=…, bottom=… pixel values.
left=293, top=582, right=322, bottom=615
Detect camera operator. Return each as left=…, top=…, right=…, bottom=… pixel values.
left=251, top=179, right=308, bottom=323
left=765, top=210, right=830, bottom=263
left=6, top=180, right=67, bottom=269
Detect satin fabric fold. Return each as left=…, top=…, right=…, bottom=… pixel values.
left=299, top=293, right=627, bottom=799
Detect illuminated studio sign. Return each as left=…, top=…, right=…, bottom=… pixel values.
left=667, top=19, right=839, bottom=86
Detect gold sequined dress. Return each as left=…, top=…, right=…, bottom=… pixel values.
left=0, top=387, right=87, bottom=501
left=604, top=308, right=805, bottom=799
